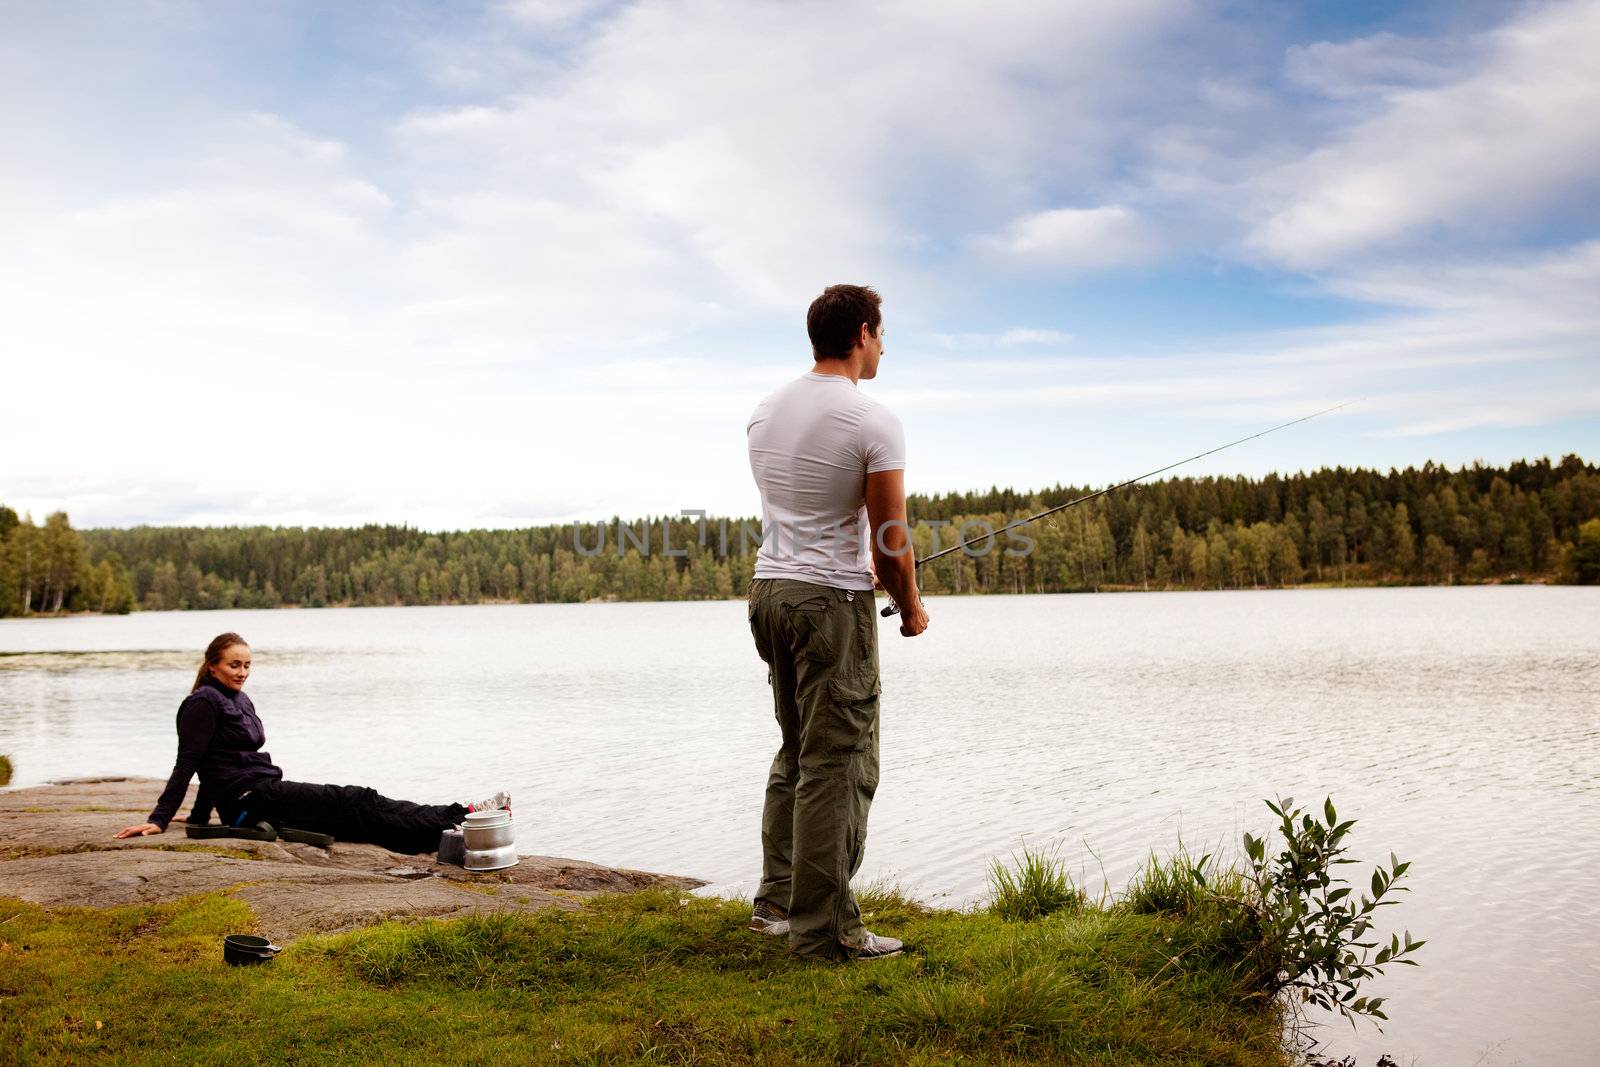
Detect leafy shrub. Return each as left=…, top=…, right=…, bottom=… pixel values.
left=987, top=845, right=1085, bottom=921
left=1236, top=797, right=1424, bottom=1023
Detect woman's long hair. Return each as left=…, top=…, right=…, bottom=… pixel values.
left=194, top=632, right=248, bottom=691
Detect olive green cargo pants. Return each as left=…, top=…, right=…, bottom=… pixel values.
left=747, top=577, right=881, bottom=960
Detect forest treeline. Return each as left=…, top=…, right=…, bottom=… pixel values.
left=3, top=456, right=1599, bottom=616
left=0, top=508, right=136, bottom=615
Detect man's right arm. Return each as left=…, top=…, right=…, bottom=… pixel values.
left=865, top=468, right=929, bottom=637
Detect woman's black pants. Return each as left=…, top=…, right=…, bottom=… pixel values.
left=235, top=780, right=466, bottom=854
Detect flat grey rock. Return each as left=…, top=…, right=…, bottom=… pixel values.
left=0, top=777, right=704, bottom=941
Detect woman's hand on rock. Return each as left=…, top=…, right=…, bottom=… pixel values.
left=114, top=823, right=163, bottom=839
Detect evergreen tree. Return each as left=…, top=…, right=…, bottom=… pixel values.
left=1576, top=519, right=1600, bottom=585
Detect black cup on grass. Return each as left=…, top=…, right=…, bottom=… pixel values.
left=223, top=934, right=281, bottom=966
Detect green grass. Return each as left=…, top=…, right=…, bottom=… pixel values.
left=987, top=844, right=1088, bottom=921
left=1123, top=844, right=1248, bottom=919
left=0, top=878, right=1288, bottom=1065
left=0, top=752, right=12, bottom=787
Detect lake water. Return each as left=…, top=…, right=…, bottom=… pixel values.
left=2, top=587, right=1596, bottom=1064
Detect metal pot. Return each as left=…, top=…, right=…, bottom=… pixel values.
left=464, top=843, right=519, bottom=871
left=461, top=809, right=515, bottom=851
left=437, top=827, right=466, bottom=867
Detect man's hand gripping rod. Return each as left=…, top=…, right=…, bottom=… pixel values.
left=880, top=400, right=1357, bottom=617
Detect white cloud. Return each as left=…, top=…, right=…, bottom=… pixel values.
left=978, top=206, right=1161, bottom=269
left=498, top=0, right=612, bottom=28
left=997, top=328, right=1073, bottom=346
left=1313, top=238, right=1600, bottom=321
left=397, top=0, right=1198, bottom=309
left=896, top=240, right=1600, bottom=447
left=929, top=328, right=1073, bottom=350
left=1248, top=0, right=1600, bottom=267
left=1283, top=32, right=1466, bottom=99
left=1197, top=77, right=1272, bottom=113
left=1371, top=387, right=1600, bottom=437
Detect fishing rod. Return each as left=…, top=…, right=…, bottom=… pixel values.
left=881, top=399, right=1359, bottom=617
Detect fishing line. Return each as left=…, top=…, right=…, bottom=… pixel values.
left=880, top=399, right=1361, bottom=617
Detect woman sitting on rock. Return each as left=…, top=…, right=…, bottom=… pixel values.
left=115, top=632, right=508, bottom=853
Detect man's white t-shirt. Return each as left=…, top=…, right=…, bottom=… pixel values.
left=747, top=371, right=906, bottom=591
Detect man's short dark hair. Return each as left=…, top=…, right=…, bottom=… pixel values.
left=807, top=284, right=882, bottom=360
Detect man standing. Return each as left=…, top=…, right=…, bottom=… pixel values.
left=745, top=283, right=930, bottom=961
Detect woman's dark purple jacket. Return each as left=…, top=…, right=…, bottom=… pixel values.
left=148, top=678, right=283, bottom=829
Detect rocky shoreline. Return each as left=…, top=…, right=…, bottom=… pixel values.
left=0, top=776, right=704, bottom=941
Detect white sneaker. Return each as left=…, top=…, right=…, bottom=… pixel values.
left=748, top=900, right=790, bottom=936
left=466, top=790, right=512, bottom=813
left=844, top=932, right=904, bottom=960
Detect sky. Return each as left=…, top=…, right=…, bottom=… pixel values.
left=1, top=0, right=1596, bottom=530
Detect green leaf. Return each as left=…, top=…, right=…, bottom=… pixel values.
left=1325, top=797, right=1337, bottom=826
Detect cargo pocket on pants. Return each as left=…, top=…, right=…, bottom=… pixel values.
left=791, top=595, right=837, bottom=664
left=826, top=666, right=881, bottom=751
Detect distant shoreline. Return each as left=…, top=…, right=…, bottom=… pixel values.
left=0, top=575, right=1574, bottom=621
